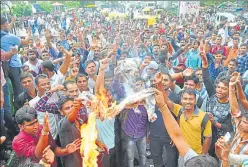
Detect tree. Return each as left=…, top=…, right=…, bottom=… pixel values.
left=61, top=1, right=81, bottom=9
left=12, top=3, right=32, bottom=17
left=37, top=1, right=52, bottom=13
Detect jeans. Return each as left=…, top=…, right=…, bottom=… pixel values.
left=123, top=131, right=146, bottom=167
left=3, top=82, right=18, bottom=138
left=8, top=67, right=23, bottom=103
left=150, top=134, right=178, bottom=167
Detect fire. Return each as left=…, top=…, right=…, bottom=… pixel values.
left=80, top=112, right=99, bottom=167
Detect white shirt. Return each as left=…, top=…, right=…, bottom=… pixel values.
left=24, top=59, right=43, bottom=75
left=50, top=70, right=65, bottom=87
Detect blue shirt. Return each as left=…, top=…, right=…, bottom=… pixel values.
left=0, top=30, right=22, bottom=67
left=96, top=118, right=115, bottom=149
left=185, top=49, right=202, bottom=70
left=236, top=53, right=248, bottom=76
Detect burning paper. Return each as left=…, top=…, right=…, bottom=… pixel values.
left=80, top=112, right=99, bottom=167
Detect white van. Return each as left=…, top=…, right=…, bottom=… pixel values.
left=215, top=12, right=236, bottom=26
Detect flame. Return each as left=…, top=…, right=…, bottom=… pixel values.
left=80, top=112, right=99, bottom=167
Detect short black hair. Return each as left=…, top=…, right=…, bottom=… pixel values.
left=57, top=96, right=74, bottom=110
left=181, top=88, right=197, bottom=98
left=184, top=74, right=199, bottom=85
left=85, top=60, right=96, bottom=68
left=215, top=50, right=224, bottom=55
left=217, top=76, right=230, bottom=87
left=35, top=74, right=48, bottom=85
left=15, top=106, right=37, bottom=125
left=0, top=17, right=7, bottom=25
left=240, top=43, right=248, bottom=48
left=135, top=77, right=145, bottom=84
left=229, top=59, right=238, bottom=66
left=185, top=154, right=218, bottom=167
left=63, top=80, right=76, bottom=90
left=20, top=72, right=33, bottom=81
left=75, top=73, right=88, bottom=83
left=161, top=72, right=173, bottom=81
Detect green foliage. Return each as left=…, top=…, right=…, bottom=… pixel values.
left=37, top=1, right=52, bottom=13
left=12, top=3, right=32, bottom=17
left=202, top=0, right=236, bottom=7
left=61, top=1, right=81, bottom=9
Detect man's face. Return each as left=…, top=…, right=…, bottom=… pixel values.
left=122, top=43, right=129, bottom=51
left=1, top=21, right=8, bottom=31
left=216, top=82, right=228, bottom=99
left=184, top=80, right=197, bottom=89
left=239, top=46, right=247, bottom=55
left=56, top=43, right=62, bottom=52
left=41, top=52, right=50, bottom=61
left=161, top=45, right=167, bottom=50
left=195, top=70, right=203, bottom=82
left=66, top=83, right=79, bottom=99
left=134, top=80, right=145, bottom=92
left=153, top=46, right=160, bottom=55
left=93, top=47, right=100, bottom=59
left=214, top=54, right=223, bottom=62
left=120, top=53, right=128, bottom=60
left=21, top=77, right=35, bottom=91
left=233, top=39, right=239, bottom=46
left=76, top=76, right=88, bottom=92
left=28, top=52, right=36, bottom=61
left=162, top=74, right=172, bottom=90
left=228, top=61, right=237, bottom=72
left=193, top=43, right=199, bottom=50
left=216, top=37, right=222, bottom=45
left=181, top=93, right=196, bottom=111
left=19, top=119, right=39, bottom=136
left=198, top=31, right=204, bottom=39
left=61, top=100, right=74, bottom=116
left=233, top=33, right=239, bottom=39
left=37, top=77, right=51, bottom=95
left=29, top=40, right=34, bottom=47
left=239, top=116, right=248, bottom=133
left=180, top=40, right=186, bottom=47
left=211, top=34, right=217, bottom=40
left=85, top=62, right=96, bottom=76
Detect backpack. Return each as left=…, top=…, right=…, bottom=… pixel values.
left=0, top=31, right=10, bottom=78
left=177, top=107, right=210, bottom=144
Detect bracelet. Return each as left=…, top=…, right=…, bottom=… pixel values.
left=158, top=104, right=167, bottom=113
left=42, top=130, right=49, bottom=136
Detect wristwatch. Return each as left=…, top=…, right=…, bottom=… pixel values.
left=42, top=130, right=49, bottom=136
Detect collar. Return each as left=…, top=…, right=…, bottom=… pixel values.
left=182, top=106, right=200, bottom=117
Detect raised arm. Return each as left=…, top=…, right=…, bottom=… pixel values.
left=200, top=51, right=216, bottom=97
left=67, top=98, right=83, bottom=123
left=35, top=85, right=64, bottom=114
left=59, top=47, right=72, bottom=76
left=45, top=30, right=53, bottom=48
left=154, top=90, right=190, bottom=157
left=35, top=113, right=50, bottom=159
left=236, top=80, right=248, bottom=111
left=21, top=26, right=31, bottom=45
left=229, top=73, right=241, bottom=117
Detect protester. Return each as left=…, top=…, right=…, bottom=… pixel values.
left=0, top=4, right=248, bottom=167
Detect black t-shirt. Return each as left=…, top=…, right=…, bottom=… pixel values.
left=15, top=90, right=37, bottom=111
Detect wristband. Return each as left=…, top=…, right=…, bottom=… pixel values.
left=42, top=130, right=49, bottom=136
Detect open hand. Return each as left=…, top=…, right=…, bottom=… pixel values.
left=100, top=57, right=111, bottom=70
left=66, top=138, right=81, bottom=154
left=153, top=89, right=166, bottom=108
left=43, top=112, right=50, bottom=133
left=182, top=68, right=193, bottom=77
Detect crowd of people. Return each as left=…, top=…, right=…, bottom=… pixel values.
left=0, top=5, right=248, bottom=167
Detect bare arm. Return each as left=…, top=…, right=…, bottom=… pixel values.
left=7, top=16, right=16, bottom=30
left=236, top=81, right=248, bottom=111
left=202, top=137, right=212, bottom=154
left=35, top=113, right=50, bottom=159
left=59, top=48, right=72, bottom=76
left=155, top=90, right=190, bottom=157
left=21, top=26, right=31, bottom=45
left=67, top=99, right=82, bottom=123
